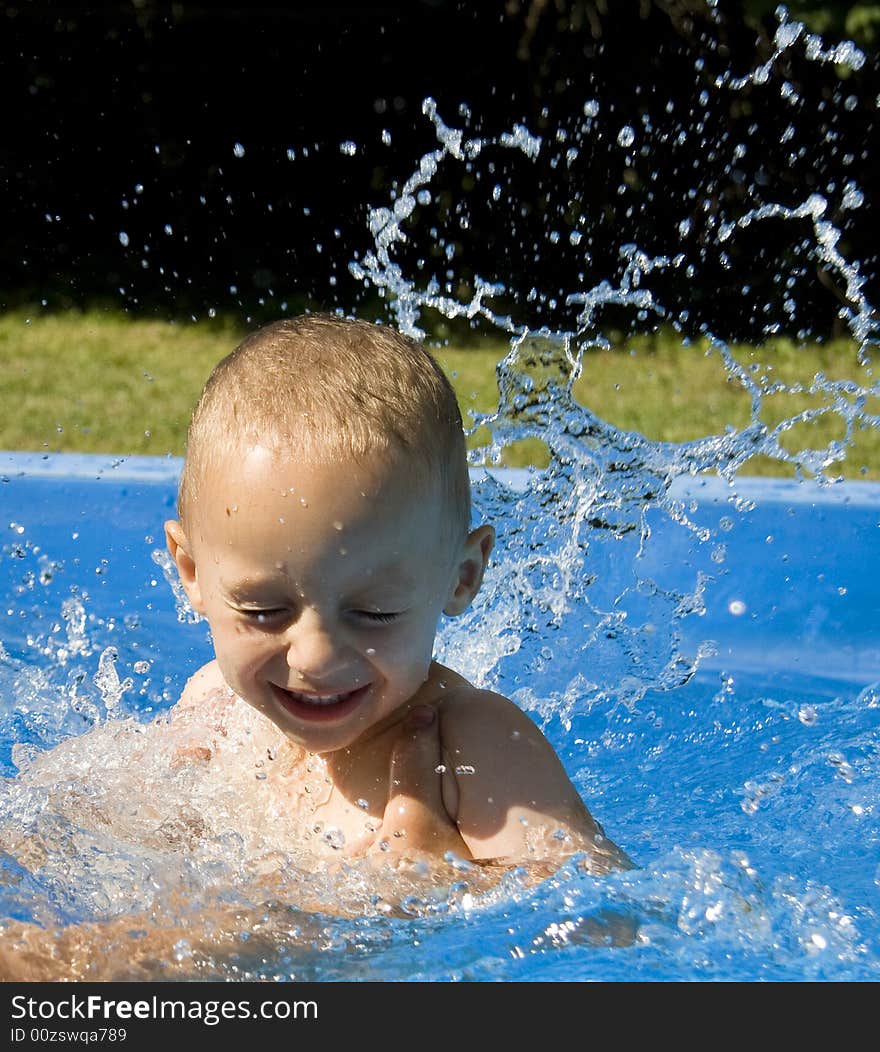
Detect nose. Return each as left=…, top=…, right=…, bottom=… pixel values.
left=285, top=608, right=347, bottom=681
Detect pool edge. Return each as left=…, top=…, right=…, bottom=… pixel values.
left=2, top=450, right=880, bottom=506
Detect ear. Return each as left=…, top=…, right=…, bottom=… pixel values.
left=443, top=524, right=495, bottom=617
left=164, top=519, right=206, bottom=614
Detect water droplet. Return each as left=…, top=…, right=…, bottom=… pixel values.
left=322, top=826, right=345, bottom=849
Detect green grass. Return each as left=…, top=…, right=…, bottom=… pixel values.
left=0, top=311, right=242, bottom=456
left=572, top=334, right=880, bottom=479
left=1, top=309, right=877, bottom=479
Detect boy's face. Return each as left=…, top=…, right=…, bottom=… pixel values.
left=166, top=444, right=491, bottom=755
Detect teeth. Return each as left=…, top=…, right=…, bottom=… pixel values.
left=286, top=688, right=350, bottom=706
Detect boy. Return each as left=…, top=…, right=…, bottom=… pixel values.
left=0, top=313, right=633, bottom=981
left=162, top=313, right=630, bottom=872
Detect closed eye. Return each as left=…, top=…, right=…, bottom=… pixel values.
left=235, top=607, right=288, bottom=624
left=353, top=609, right=400, bottom=624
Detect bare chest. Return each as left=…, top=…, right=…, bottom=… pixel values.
left=262, top=750, right=389, bottom=858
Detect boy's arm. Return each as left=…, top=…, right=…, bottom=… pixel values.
left=0, top=712, right=477, bottom=982
left=439, top=690, right=634, bottom=873
left=376, top=705, right=471, bottom=861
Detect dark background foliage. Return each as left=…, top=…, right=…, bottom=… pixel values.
left=1, top=1, right=877, bottom=342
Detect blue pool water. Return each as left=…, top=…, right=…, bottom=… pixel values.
left=2, top=450, right=879, bottom=981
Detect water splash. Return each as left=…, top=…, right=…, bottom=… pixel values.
left=92, top=647, right=133, bottom=717
left=151, top=547, right=202, bottom=624
left=350, top=61, right=877, bottom=726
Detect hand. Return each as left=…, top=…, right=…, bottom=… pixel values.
left=370, top=705, right=470, bottom=866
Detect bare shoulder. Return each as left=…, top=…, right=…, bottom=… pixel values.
left=436, top=685, right=631, bottom=871
left=165, top=661, right=289, bottom=766
left=165, top=661, right=237, bottom=756
left=171, top=660, right=229, bottom=714
left=437, top=685, right=560, bottom=760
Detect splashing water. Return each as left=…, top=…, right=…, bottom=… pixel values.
left=1, top=8, right=879, bottom=980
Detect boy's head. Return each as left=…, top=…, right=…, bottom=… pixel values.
left=165, top=314, right=494, bottom=754
left=177, top=313, right=471, bottom=542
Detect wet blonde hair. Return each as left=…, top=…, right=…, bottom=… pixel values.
left=177, top=313, right=471, bottom=536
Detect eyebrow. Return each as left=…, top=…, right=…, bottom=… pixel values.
left=218, top=570, right=292, bottom=593
left=220, top=563, right=420, bottom=601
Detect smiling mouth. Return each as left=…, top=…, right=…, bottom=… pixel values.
left=270, top=683, right=370, bottom=723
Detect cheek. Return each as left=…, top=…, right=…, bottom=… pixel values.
left=372, top=615, right=440, bottom=668
left=211, top=621, right=277, bottom=670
